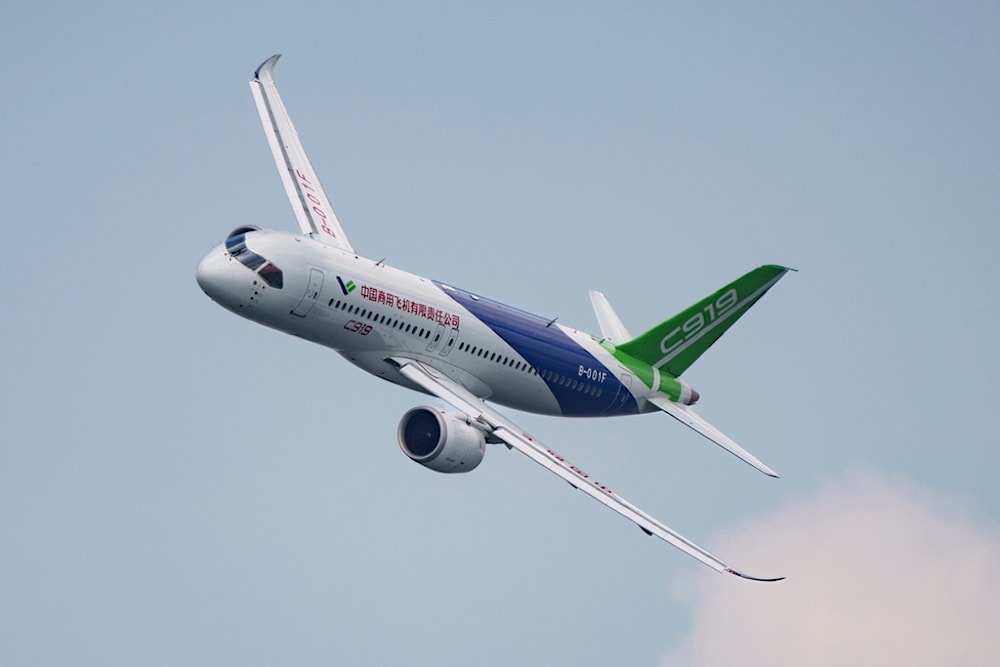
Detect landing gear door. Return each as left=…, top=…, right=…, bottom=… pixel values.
left=291, top=268, right=324, bottom=318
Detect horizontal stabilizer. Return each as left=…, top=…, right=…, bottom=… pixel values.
left=588, top=290, right=632, bottom=343
left=647, top=395, right=778, bottom=477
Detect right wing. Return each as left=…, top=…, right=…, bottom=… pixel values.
left=249, top=55, right=355, bottom=253
left=387, top=356, right=784, bottom=582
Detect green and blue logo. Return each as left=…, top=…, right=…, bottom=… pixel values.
left=337, top=276, right=357, bottom=295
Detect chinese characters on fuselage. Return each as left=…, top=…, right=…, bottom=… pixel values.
left=359, top=285, right=460, bottom=328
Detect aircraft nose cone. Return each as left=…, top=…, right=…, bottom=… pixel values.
left=196, top=245, right=239, bottom=305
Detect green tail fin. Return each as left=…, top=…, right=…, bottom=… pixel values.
left=616, top=265, right=791, bottom=378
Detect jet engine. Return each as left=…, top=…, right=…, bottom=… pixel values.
left=397, top=406, right=486, bottom=473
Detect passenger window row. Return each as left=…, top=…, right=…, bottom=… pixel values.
left=328, top=298, right=432, bottom=339
left=324, top=296, right=604, bottom=398
left=455, top=342, right=604, bottom=398
left=457, top=341, right=536, bottom=374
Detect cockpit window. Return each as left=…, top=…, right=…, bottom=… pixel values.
left=257, top=263, right=284, bottom=288
left=224, top=232, right=284, bottom=289
left=225, top=233, right=255, bottom=257
left=236, top=247, right=267, bottom=270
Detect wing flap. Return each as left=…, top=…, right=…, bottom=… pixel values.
left=250, top=55, right=354, bottom=252
left=387, top=356, right=783, bottom=581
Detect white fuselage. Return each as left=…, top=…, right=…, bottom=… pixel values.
left=196, top=229, right=644, bottom=417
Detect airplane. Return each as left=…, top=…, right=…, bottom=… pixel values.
left=196, top=55, right=793, bottom=581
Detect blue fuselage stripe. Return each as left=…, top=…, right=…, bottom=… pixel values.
left=435, top=281, right=637, bottom=417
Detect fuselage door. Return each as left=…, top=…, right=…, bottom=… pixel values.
left=291, top=268, right=324, bottom=318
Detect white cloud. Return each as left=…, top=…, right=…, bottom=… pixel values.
left=663, top=469, right=1000, bottom=667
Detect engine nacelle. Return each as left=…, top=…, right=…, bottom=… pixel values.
left=397, top=406, right=486, bottom=473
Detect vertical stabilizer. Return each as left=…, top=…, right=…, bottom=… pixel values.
left=616, top=265, right=791, bottom=378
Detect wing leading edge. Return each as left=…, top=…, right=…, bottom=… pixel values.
left=249, top=55, right=354, bottom=252
left=386, top=356, right=783, bottom=582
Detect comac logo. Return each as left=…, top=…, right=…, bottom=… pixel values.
left=337, top=276, right=357, bottom=295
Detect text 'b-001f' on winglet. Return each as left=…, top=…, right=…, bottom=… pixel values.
left=249, top=55, right=355, bottom=253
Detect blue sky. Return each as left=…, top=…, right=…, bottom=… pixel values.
left=2, top=3, right=999, bottom=665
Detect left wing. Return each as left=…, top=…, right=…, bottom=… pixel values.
left=387, top=356, right=783, bottom=581
left=249, top=55, right=355, bottom=253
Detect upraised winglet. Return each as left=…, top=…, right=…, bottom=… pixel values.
left=254, top=53, right=280, bottom=81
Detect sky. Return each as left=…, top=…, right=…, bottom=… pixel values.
left=2, top=2, right=999, bottom=665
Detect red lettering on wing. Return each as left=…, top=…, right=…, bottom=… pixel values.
left=295, top=169, right=338, bottom=238
left=296, top=169, right=314, bottom=190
